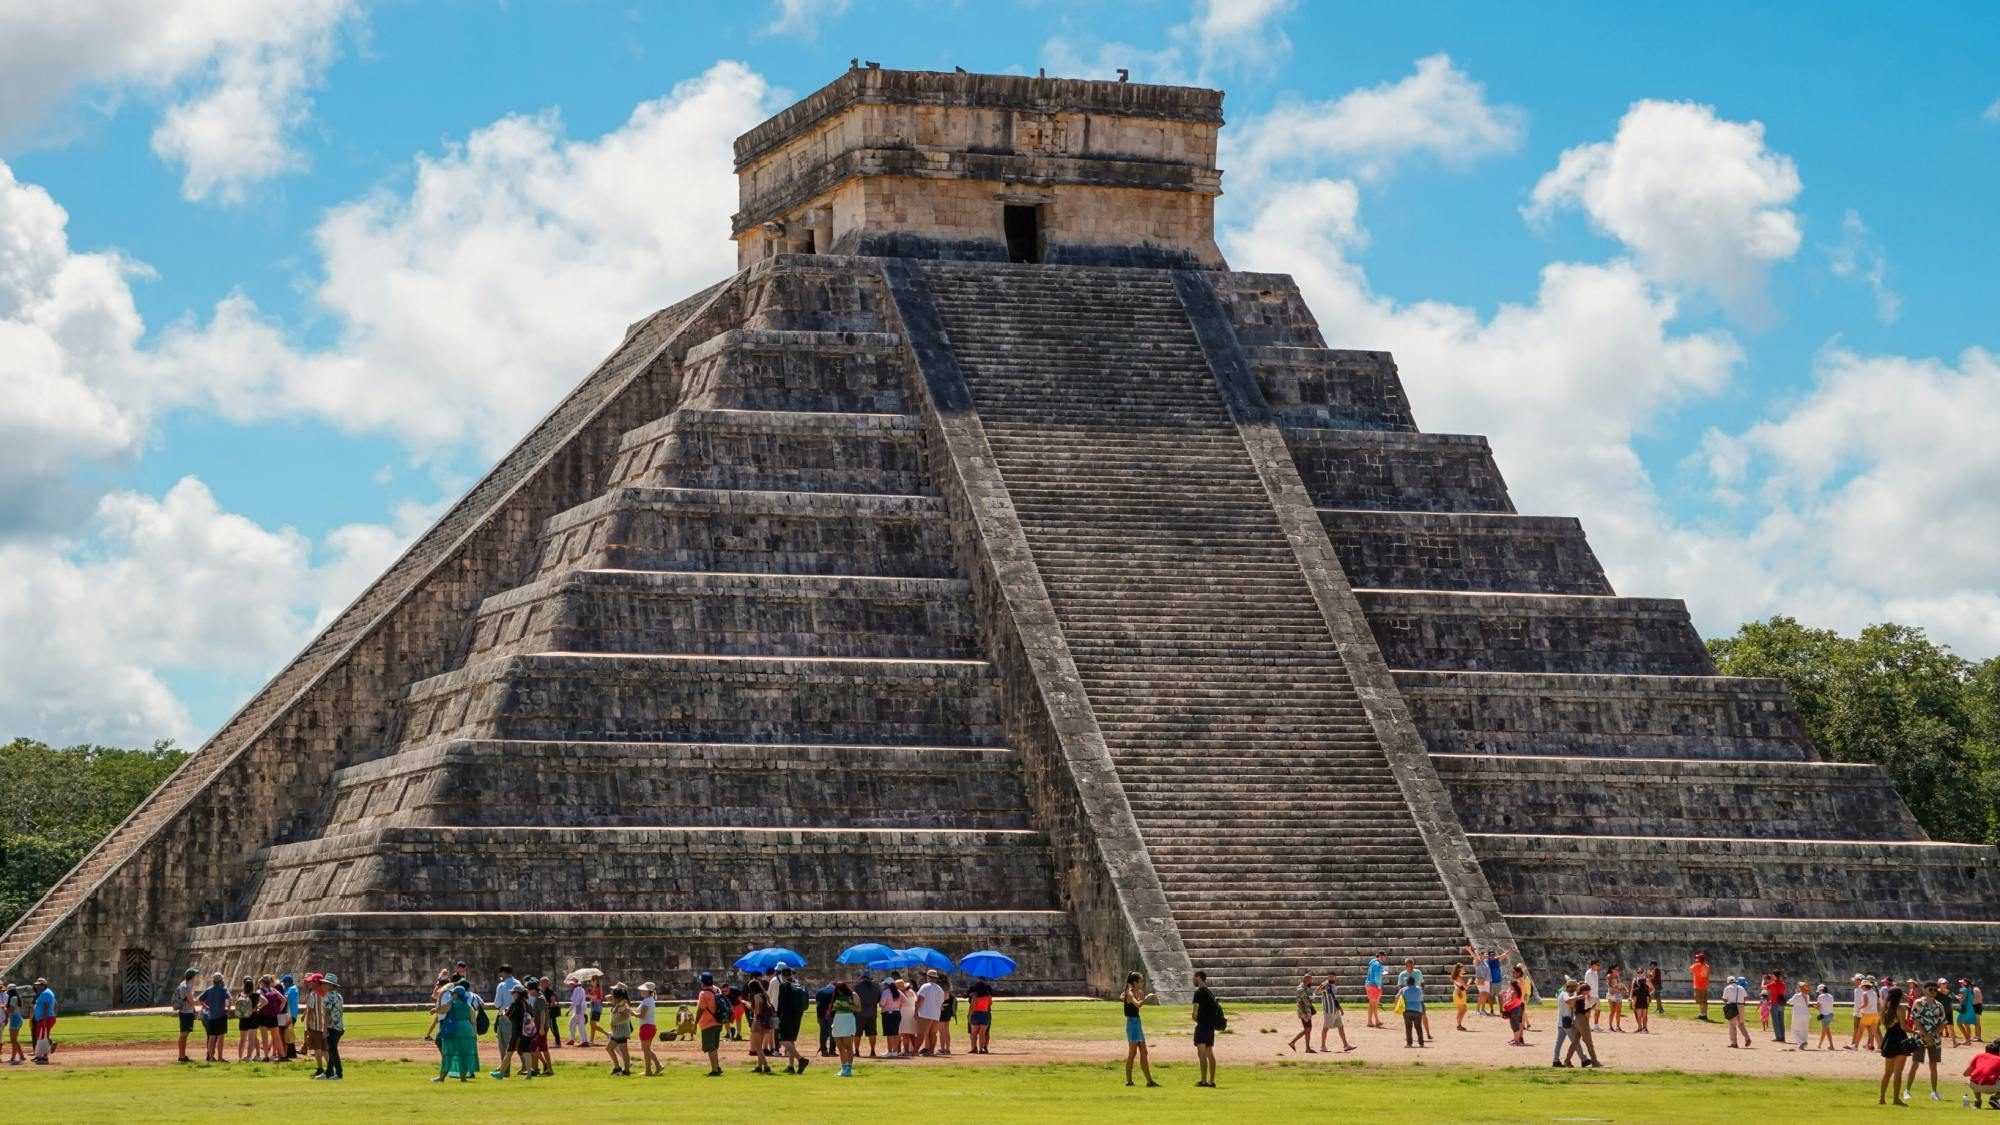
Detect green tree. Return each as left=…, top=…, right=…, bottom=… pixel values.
left=1709, top=617, right=1996, bottom=845
left=0, top=738, right=187, bottom=929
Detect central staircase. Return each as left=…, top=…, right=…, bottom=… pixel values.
left=922, top=262, right=1467, bottom=995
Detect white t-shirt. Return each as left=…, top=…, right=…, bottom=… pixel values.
left=1722, top=981, right=1747, bottom=1005
left=1856, top=988, right=1877, bottom=1015
left=915, top=982, right=944, bottom=1021
left=1583, top=968, right=1600, bottom=996
left=571, top=985, right=587, bottom=1011
left=638, top=997, right=656, bottom=1027
left=1817, top=993, right=1834, bottom=1017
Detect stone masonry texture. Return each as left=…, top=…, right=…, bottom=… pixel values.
left=6, top=68, right=1994, bottom=1008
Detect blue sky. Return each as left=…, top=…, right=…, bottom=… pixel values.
left=3, top=0, right=1998, bottom=748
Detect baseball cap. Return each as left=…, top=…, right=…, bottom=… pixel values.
left=184, top=968, right=199, bottom=979
left=280, top=975, right=293, bottom=985
left=698, top=972, right=715, bottom=985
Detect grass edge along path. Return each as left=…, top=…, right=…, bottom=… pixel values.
left=0, top=1059, right=1919, bottom=1125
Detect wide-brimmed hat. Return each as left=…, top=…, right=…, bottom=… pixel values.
left=321, top=973, right=339, bottom=986
left=639, top=982, right=656, bottom=993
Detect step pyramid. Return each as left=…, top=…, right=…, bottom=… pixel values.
left=7, top=65, right=1993, bottom=1008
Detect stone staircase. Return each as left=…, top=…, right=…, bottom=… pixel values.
left=176, top=260, right=1086, bottom=998
left=921, top=261, right=1468, bottom=996
left=1211, top=271, right=2000, bottom=985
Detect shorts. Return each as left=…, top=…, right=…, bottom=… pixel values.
left=1365, top=985, right=1383, bottom=1003
left=305, top=1028, right=326, bottom=1050
left=831, top=1012, right=857, bottom=1039
left=1125, top=1016, right=1145, bottom=1044
left=1860, top=1014, right=1881, bottom=1028
left=1819, top=1013, right=1833, bottom=1028
left=639, top=1025, right=656, bottom=1043
left=700, top=1026, right=722, bottom=1052
left=7, top=1013, right=19, bottom=1030
left=178, top=1012, right=197, bottom=1034
left=1917, top=1040, right=1942, bottom=1064
left=778, top=1018, right=803, bottom=1043
left=1476, top=979, right=1492, bottom=994
left=1323, top=1009, right=1344, bottom=1029
left=859, top=1011, right=878, bottom=1036
left=1193, top=1025, right=1215, bottom=1047
left=205, top=1018, right=230, bottom=1038
left=968, top=1011, right=991, bottom=1027
left=1507, top=1008, right=1523, bottom=1032
left=239, top=1016, right=257, bottom=1032
left=881, top=1011, right=901, bottom=1037
left=609, top=1035, right=628, bottom=1045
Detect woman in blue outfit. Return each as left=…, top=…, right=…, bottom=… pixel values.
left=431, top=983, right=481, bottom=1082
left=1121, top=971, right=1160, bottom=1088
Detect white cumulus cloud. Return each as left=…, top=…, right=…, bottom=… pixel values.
left=1526, top=99, right=1801, bottom=320
left=1225, top=53, right=1526, bottom=189
left=0, top=0, right=361, bottom=203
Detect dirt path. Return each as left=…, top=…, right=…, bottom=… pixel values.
left=35, top=1009, right=1965, bottom=1080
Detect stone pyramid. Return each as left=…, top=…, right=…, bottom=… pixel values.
left=7, top=65, right=1994, bottom=1007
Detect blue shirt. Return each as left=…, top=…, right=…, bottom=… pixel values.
left=201, top=984, right=231, bottom=1015
left=1365, top=959, right=1384, bottom=987
left=33, top=988, right=55, bottom=1019
left=284, top=984, right=300, bottom=1019
left=1401, top=984, right=1424, bottom=1013
left=1484, top=957, right=1502, bottom=984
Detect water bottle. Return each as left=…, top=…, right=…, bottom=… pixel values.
left=1964, top=1093, right=1972, bottom=1108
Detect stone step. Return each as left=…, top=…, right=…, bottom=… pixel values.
left=611, top=408, right=932, bottom=496
left=1467, top=833, right=2000, bottom=923
left=324, top=738, right=1032, bottom=834
left=465, top=569, right=979, bottom=662
left=532, top=486, right=957, bottom=580
left=1435, top=753, right=1921, bottom=839
left=1321, top=510, right=1614, bottom=596
left=678, top=329, right=911, bottom=413
left=1355, top=589, right=1715, bottom=677
left=245, top=826, right=1061, bottom=916
left=1283, top=429, right=1514, bottom=513
left=394, top=653, right=1003, bottom=749
left=1242, top=346, right=1418, bottom=433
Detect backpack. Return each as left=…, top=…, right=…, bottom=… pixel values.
left=1213, top=1001, right=1228, bottom=1030
left=233, top=994, right=253, bottom=1019
left=519, top=1011, right=538, bottom=1039
left=475, top=1004, right=491, bottom=1035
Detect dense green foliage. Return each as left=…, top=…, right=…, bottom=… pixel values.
left=1709, top=617, right=2000, bottom=845
left=0, top=739, right=187, bottom=929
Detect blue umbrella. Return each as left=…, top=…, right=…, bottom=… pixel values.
left=903, top=946, right=956, bottom=973
left=734, top=947, right=808, bottom=973
left=867, top=954, right=917, bottom=971
left=837, top=943, right=897, bottom=966
left=958, top=951, right=1017, bottom=979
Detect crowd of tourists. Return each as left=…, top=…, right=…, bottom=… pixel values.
left=3, top=949, right=1993, bottom=1106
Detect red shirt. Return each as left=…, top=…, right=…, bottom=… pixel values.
left=1969, top=1053, right=2000, bottom=1086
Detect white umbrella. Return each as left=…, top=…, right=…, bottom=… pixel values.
left=569, top=967, right=604, bottom=982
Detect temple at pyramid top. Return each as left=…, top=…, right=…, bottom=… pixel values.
left=732, top=64, right=1227, bottom=269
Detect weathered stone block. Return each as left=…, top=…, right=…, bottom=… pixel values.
left=1356, top=590, right=1713, bottom=675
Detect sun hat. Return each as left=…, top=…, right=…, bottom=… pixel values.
left=321, top=973, right=339, bottom=986
left=639, top=982, right=655, bottom=993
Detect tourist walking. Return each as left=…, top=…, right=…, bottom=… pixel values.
left=638, top=982, right=661, bottom=1076
left=1550, top=978, right=1576, bottom=1067
left=777, top=964, right=811, bottom=1072
left=1583, top=961, right=1602, bottom=1027
left=1630, top=970, right=1652, bottom=1034
left=1723, top=976, right=1752, bottom=1048
left=856, top=971, right=883, bottom=1058
left=1880, top=980, right=1914, bottom=1105
left=172, top=968, right=199, bottom=1062
left=431, top=981, right=480, bottom=1081
left=567, top=977, right=588, bottom=1046
left=1817, top=983, right=1836, bottom=1050
left=1452, top=965, right=1469, bottom=1031
left=1289, top=972, right=1316, bottom=1053
left=1564, top=983, right=1601, bottom=1068
left=1690, top=952, right=1711, bottom=1020
left=529, top=978, right=556, bottom=1076
left=1365, top=951, right=1387, bottom=1027
left=1319, top=972, right=1352, bottom=1051
left=1914, top=981, right=1952, bottom=1100
left=493, top=965, right=521, bottom=1070
left=0, top=980, right=15, bottom=1066
left=815, top=976, right=837, bottom=1057
left=877, top=976, right=903, bottom=1059
left=831, top=981, right=859, bottom=1077
left=1400, top=970, right=1427, bottom=1048
left=966, top=975, right=994, bottom=1053
left=604, top=985, right=634, bottom=1075
left=1120, top=971, right=1159, bottom=1088
left=1191, top=970, right=1224, bottom=1088
left=1851, top=974, right=1881, bottom=1051
left=301, top=972, right=328, bottom=1075
left=587, top=979, right=606, bottom=1045
left=697, top=972, right=726, bottom=1077
left=317, top=974, right=345, bottom=1081
left=914, top=970, right=944, bottom=1057
left=496, top=984, right=537, bottom=1080
left=200, top=972, right=232, bottom=1063
left=1788, top=981, right=1811, bottom=1050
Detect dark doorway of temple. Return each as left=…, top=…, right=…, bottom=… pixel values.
left=119, top=947, right=154, bottom=1007
left=1004, top=205, right=1043, bottom=263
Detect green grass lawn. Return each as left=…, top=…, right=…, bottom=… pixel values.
left=0, top=1057, right=1940, bottom=1124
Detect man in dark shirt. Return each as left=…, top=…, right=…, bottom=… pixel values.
left=776, top=965, right=810, bottom=1074
left=198, top=973, right=233, bottom=1062
left=854, top=972, right=883, bottom=1058
left=1191, top=970, right=1223, bottom=1088
left=815, top=978, right=837, bottom=1057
